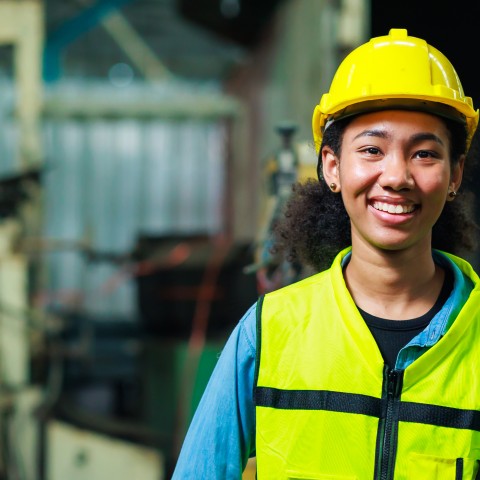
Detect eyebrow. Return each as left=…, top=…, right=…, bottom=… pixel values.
left=353, top=129, right=445, bottom=147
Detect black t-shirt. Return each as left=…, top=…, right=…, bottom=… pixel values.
left=358, top=268, right=453, bottom=368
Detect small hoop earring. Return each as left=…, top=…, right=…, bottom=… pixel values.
left=449, top=190, right=457, bottom=198
left=330, top=182, right=337, bottom=191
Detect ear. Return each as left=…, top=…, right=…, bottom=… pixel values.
left=447, top=154, right=465, bottom=201
left=322, top=146, right=340, bottom=191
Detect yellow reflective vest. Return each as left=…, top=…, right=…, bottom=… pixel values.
left=255, top=248, right=480, bottom=479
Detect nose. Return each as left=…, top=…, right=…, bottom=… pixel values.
left=378, top=153, right=414, bottom=191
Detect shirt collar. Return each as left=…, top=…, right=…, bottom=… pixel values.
left=339, top=248, right=474, bottom=369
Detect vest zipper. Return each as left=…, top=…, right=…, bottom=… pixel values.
left=375, top=367, right=403, bottom=480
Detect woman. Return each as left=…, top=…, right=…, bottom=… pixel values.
left=172, top=29, right=480, bottom=479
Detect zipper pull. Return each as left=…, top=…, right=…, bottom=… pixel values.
left=387, top=369, right=403, bottom=398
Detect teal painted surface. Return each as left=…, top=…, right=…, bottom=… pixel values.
left=141, top=338, right=227, bottom=454
left=43, top=0, right=134, bottom=81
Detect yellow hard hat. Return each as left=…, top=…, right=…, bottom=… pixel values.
left=312, top=28, right=478, bottom=153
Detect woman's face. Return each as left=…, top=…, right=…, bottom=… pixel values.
left=322, top=110, right=464, bottom=253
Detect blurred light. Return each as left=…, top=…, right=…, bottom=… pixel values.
left=108, top=62, right=134, bottom=87
left=220, top=0, right=241, bottom=18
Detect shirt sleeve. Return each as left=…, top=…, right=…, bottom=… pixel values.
left=171, top=302, right=257, bottom=479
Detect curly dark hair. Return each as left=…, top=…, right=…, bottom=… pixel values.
left=273, top=113, right=480, bottom=273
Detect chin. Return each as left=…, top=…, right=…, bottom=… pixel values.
left=370, top=238, right=430, bottom=252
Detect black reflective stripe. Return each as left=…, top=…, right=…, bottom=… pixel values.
left=255, top=386, right=382, bottom=417
left=256, top=386, right=480, bottom=432
left=399, top=402, right=480, bottom=432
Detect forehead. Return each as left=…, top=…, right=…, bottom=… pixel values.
left=344, top=109, right=449, bottom=141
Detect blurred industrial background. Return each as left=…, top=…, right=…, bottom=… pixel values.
left=0, top=0, right=477, bottom=479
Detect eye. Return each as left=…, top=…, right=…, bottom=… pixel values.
left=417, top=150, right=431, bottom=158
left=415, top=150, right=439, bottom=159
left=359, top=146, right=382, bottom=155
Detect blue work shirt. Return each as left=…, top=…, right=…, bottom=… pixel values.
left=171, top=250, right=473, bottom=479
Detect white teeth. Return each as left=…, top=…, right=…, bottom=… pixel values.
left=373, top=202, right=415, bottom=214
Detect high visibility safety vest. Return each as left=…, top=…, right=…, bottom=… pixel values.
left=255, top=248, right=480, bottom=480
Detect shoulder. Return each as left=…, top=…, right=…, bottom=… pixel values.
left=262, top=270, right=332, bottom=306
left=237, top=302, right=257, bottom=357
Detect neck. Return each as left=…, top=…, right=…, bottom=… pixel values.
left=344, top=243, right=444, bottom=320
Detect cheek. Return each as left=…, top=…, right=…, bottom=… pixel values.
left=340, top=163, right=380, bottom=190
left=417, top=171, right=449, bottom=194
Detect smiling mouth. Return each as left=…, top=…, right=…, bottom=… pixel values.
left=372, top=202, right=417, bottom=214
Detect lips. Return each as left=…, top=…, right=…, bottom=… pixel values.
left=372, top=201, right=416, bottom=214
